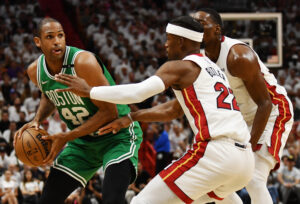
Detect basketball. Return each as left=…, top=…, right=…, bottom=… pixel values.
left=15, top=128, right=52, bottom=167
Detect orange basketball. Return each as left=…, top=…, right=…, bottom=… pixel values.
left=15, top=128, right=51, bottom=167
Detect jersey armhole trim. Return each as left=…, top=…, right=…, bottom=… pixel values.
left=71, top=50, right=85, bottom=76
left=36, top=56, right=42, bottom=91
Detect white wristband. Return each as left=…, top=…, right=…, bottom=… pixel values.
left=127, top=113, right=134, bottom=123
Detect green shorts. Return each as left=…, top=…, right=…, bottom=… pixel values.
left=53, top=121, right=143, bottom=186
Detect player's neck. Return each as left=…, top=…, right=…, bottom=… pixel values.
left=183, top=48, right=202, bottom=58
left=45, top=57, right=64, bottom=75
left=205, top=40, right=221, bottom=63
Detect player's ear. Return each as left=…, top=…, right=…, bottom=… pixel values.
left=215, top=24, right=222, bottom=36
left=34, top=36, right=41, bottom=48
left=179, top=37, right=184, bottom=47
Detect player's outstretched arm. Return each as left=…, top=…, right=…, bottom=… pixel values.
left=55, top=74, right=166, bottom=104
left=228, top=44, right=272, bottom=150
left=55, top=60, right=194, bottom=104
left=99, top=99, right=184, bottom=135
left=14, top=61, right=55, bottom=146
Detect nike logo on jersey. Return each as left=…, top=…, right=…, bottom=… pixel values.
left=42, top=81, right=48, bottom=84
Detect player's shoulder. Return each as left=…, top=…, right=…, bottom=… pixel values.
left=27, top=59, right=38, bottom=75
left=73, top=50, right=104, bottom=81
left=166, top=59, right=198, bottom=72
left=74, top=50, right=98, bottom=68
left=225, top=36, right=255, bottom=58
left=228, top=43, right=256, bottom=64
left=75, top=51, right=97, bottom=64
left=27, top=59, right=39, bottom=85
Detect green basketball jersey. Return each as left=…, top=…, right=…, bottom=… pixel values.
left=36, top=46, right=131, bottom=138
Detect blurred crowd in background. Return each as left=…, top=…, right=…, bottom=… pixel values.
left=0, top=0, right=299, bottom=203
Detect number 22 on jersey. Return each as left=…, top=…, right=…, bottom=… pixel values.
left=214, top=82, right=240, bottom=111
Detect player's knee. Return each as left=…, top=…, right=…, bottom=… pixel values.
left=246, top=178, right=266, bottom=194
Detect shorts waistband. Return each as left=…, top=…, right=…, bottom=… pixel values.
left=212, top=137, right=250, bottom=149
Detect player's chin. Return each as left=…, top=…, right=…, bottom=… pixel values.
left=50, top=52, right=64, bottom=60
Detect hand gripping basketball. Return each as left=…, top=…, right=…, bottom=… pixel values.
left=15, top=128, right=51, bottom=167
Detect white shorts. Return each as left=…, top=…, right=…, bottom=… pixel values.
left=134, top=139, right=254, bottom=203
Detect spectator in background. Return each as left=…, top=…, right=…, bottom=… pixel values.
left=93, top=24, right=109, bottom=48
left=22, top=42, right=39, bottom=67
left=20, top=169, right=39, bottom=204
left=133, top=161, right=151, bottom=191
left=8, top=89, right=19, bottom=107
left=277, top=155, right=300, bottom=203
left=114, top=64, right=134, bottom=85
left=152, top=123, right=171, bottom=174
left=86, top=15, right=99, bottom=38
left=134, top=63, right=151, bottom=82
left=2, top=121, right=16, bottom=153
left=0, top=145, right=10, bottom=173
left=1, top=73, right=12, bottom=103
left=146, top=58, right=158, bottom=75
left=38, top=168, right=50, bottom=197
left=288, top=144, right=300, bottom=169
left=286, top=68, right=299, bottom=88
left=0, top=111, right=10, bottom=134
left=23, top=89, right=40, bottom=121
left=0, top=169, right=18, bottom=204
left=7, top=61, right=22, bottom=79
left=126, top=161, right=151, bottom=203
left=3, top=42, right=17, bottom=62
left=168, top=120, right=187, bottom=159
left=151, top=93, right=171, bottom=107
left=108, top=46, right=122, bottom=70
left=81, top=174, right=102, bottom=204
left=16, top=111, right=27, bottom=130
left=267, top=171, right=280, bottom=204
left=289, top=54, right=300, bottom=71
left=8, top=97, right=27, bottom=122
left=7, top=164, right=21, bottom=187
left=65, top=188, right=81, bottom=204
left=48, top=110, right=62, bottom=135
left=0, top=92, right=4, bottom=117
left=278, top=73, right=293, bottom=96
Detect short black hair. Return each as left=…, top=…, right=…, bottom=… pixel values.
left=36, top=17, right=61, bottom=37
left=287, top=155, right=295, bottom=162
left=169, top=16, right=204, bottom=33
left=197, top=8, right=223, bottom=29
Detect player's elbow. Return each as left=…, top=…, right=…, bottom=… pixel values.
left=258, top=98, right=272, bottom=114
left=165, top=107, right=183, bottom=120
left=102, top=105, right=119, bottom=120
left=173, top=109, right=184, bottom=119
left=265, top=99, right=273, bottom=114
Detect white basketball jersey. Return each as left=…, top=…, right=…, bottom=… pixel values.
left=216, top=36, right=291, bottom=124
left=173, top=54, right=250, bottom=143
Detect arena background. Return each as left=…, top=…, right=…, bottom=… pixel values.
left=0, top=0, right=299, bottom=203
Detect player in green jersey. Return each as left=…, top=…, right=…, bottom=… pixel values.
left=14, top=17, right=143, bottom=204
